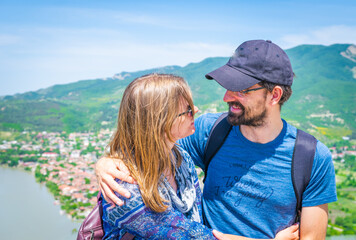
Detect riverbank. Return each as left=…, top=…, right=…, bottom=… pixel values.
left=0, top=131, right=110, bottom=220
left=6, top=157, right=98, bottom=221
left=23, top=160, right=98, bottom=221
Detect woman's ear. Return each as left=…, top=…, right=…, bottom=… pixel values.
left=270, top=86, right=283, bottom=106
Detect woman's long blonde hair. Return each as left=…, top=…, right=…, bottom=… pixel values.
left=108, top=73, right=195, bottom=212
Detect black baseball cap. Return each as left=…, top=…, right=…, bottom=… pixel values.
left=205, top=40, right=293, bottom=91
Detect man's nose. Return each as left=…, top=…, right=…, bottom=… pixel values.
left=223, top=90, right=240, bottom=102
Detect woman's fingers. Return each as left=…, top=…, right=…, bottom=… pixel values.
left=212, top=230, right=232, bottom=240
left=289, top=223, right=299, bottom=232
left=274, top=223, right=299, bottom=240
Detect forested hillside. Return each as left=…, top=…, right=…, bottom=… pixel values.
left=1, top=44, right=355, bottom=143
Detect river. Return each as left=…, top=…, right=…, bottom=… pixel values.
left=0, top=167, right=81, bottom=240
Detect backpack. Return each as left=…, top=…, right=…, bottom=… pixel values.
left=202, top=112, right=317, bottom=223
left=77, top=191, right=104, bottom=240
left=76, top=191, right=135, bottom=240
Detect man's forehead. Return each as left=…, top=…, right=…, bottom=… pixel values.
left=248, top=83, right=261, bottom=88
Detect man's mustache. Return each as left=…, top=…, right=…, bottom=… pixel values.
left=228, top=102, right=245, bottom=111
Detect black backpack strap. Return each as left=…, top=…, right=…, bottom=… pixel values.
left=291, top=129, right=317, bottom=223
left=203, top=112, right=232, bottom=183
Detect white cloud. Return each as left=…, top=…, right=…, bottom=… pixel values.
left=280, top=25, right=356, bottom=49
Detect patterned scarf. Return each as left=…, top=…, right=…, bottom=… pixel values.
left=159, top=155, right=201, bottom=223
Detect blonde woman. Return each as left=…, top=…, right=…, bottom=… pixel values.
left=101, top=74, right=298, bottom=240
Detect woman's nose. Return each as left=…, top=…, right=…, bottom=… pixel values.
left=194, top=105, right=199, bottom=114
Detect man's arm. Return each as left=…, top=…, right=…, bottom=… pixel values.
left=299, top=204, right=328, bottom=240
left=298, top=141, right=336, bottom=239
left=95, top=157, right=134, bottom=205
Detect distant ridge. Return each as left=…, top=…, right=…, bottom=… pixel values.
left=1, top=44, right=355, bottom=142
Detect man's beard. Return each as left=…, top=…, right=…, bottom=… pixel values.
left=227, top=101, right=267, bottom=127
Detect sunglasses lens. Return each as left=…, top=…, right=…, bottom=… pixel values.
left=188, top=106, right=193, bottom=117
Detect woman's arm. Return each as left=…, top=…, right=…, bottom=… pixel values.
left=102, top=181, right=216, bottom=239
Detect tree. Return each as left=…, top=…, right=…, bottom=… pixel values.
left=8, top=157, right=19, bottom=167
left=84, top=178, right=91, bottom=184
left=35, top=165, right=47, bottom=182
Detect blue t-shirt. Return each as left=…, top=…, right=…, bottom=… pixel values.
left=178, top=113, right=337, bottom=238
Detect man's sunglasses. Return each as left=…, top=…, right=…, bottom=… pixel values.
left=234, top=87, right=265, bottom=97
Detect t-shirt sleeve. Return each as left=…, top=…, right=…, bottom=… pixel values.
left=102, top=181, right=216, bottom=239
left=302, top=141, right=337, bottom=207
left=178, top=113, right=221, bottom=169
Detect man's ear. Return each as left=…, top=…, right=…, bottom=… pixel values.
left=270, top=86, right=283, bottom=106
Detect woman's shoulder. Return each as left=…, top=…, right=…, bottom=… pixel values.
left=102, top=180, right=146, bottom=221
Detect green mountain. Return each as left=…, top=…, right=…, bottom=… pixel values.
left=283, top=44, right=356, bottom=141
left=1, top=44, right=355, bottom=142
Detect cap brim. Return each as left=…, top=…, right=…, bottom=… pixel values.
left=205, top=64, right=260, bottom=92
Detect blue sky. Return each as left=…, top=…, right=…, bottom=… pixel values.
left=1, top=0, right=355, bottom=96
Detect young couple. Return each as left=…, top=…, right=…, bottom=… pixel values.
left=97, top=40, right=337, bottom=239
